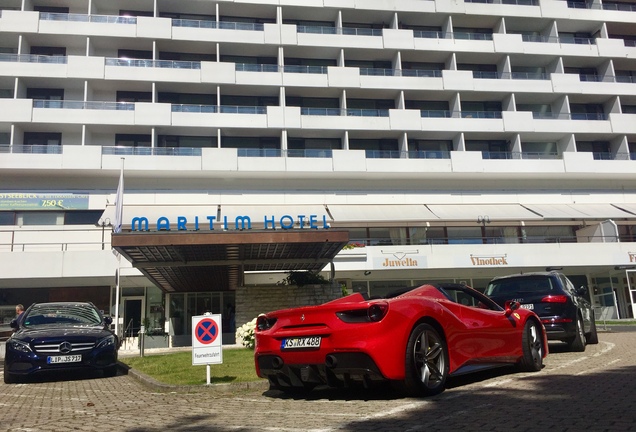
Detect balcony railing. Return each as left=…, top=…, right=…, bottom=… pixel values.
left=520, top=34, right=559, bottom=43
left=235, top=63, right=279, bottom=72
left=345, top=109, right=390, bottom=117
left=39, top=12, right=136, bottom=24
left=0, top=144, right=62, bottom=154
left=0, top=54, right=67, bottom=64
left=407, top=150, right=451, bottom=159
left=282, top=65, right=328, bottom=74
left=570, top=113, right=608, bottom=120
left=359, top=68, right=443, bottom=78
left=171, top=104, right=265, bottom=114
left=567, top=1, right=602, bottom=9
left=414, top=31, right=495, bottom=41
left=458, top=111, right=503, bottom=119
left=503, top=71, right=549, bottom=80
left=420, top=110, right=452, bottom=118
left=172, top=19, right=264, bottom=31
left=602, top=2, right=636, bottom=11
left=577, top=74, right=635, bottom=83
left=105, top=58, right=201, bottom=69
left=102, top=146, right=202, bottom=156
left=286, top=149, right=334, bottom=158
left=236, top=148, right=281, bottom=157
left=591, top=152, right=634, bottom=161
left=465, top=0, right=539, bottom=4
left=33, top=100, right=135, bottom=110
left=297, top=26, right=383, bottom=36
left=300, top=107, right=343, bottom=116
left=449, top=32, right=493, bottom=41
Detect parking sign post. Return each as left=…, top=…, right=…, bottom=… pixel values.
left=192, top=313, right=223, bottom=385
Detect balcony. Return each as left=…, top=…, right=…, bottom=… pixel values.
left=102, top=146, right=202, bottom=156
left=296, top=26, right=382, bottom=37
left=0, top=144, right=62, bottom=154
left=0, top=54, right=67, bottom=64
left=105, top=58, right=201, bottom=70
left=40, top=12, right=137, bottom=24
left=33, top=100, right=135, bottom=110
left=172, top=19, right=264, bottom=31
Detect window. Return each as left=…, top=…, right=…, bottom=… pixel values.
left=0, top=212, right=16, bottom=225
left=117, top=49, right=152, bottom=59
left=349, top=139, right=399, bottom=158
left=158, top=135, right=216, bottom=148
left=117, top=91, right=152, bottom=103
left=26, top=88, right=64, bottom=101
left=16, top=212, right=64, bottom=225
left=33, top=6, right=69, bottom=13
left=115, top=134, right=151, bottom=147
left=65, top=211, right=103, bottom=225
left=24, top=132, right=61, bottom=146
left=158, top=92, right=216, bottom=105
left=30, top=46, right=66, bottom=56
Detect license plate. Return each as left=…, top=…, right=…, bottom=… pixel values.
left=47, top=355, right=82, bottom=364
left=281, top=337, right=321, bottom=350
left=521, top=304, right=534, bottom=310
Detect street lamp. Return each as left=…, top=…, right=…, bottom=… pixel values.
left=478, top=215, right=490, bottom=243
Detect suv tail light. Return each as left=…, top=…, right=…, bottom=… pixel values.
left=541, top=295, right=568, bottom=303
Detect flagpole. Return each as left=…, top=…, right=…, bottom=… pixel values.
left=113, top=157, right=125, bottom=339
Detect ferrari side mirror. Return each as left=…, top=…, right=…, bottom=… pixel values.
left=504, top=300, right=520, bottom=316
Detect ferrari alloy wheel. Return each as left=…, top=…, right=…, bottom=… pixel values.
left=519, top=320, right=543, bottom=372
left=402, top=323, right=449, bottom=396
left=567, top=316, right=586, bottom=352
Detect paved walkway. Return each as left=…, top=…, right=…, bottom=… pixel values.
left=1, top=329, right=635, bottom=431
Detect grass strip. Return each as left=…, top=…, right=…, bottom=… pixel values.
left=121, top=348, right=262, bottom=386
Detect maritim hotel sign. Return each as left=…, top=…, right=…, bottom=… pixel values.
left=129, top=212, right=331, bottom=232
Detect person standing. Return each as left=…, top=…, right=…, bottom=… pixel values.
left=15, top=304, right=24, bottom=318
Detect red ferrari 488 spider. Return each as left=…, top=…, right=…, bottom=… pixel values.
left=254, top=283, right=547, bottom=396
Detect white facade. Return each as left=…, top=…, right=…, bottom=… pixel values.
left=2, top=0, right=636, bottom=340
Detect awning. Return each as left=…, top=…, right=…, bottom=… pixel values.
left=326, top=204, right=438, bottom=223
left=111, top=230, right=349, bottom=292
left=522, top=204, right=635, bottom=219
left=425, top=204, right=542, bottom=221
left=611, top=204, right=636, bottom=216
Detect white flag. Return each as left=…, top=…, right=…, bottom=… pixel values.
left=113, top=160, right=124, bottom=234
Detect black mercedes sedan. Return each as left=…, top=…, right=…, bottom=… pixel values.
left=4, top=302, right=119, bottom=384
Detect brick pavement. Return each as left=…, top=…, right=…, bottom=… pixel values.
left=1, top=330, right=634, bottom=432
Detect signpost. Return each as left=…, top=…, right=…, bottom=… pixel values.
left=192, top=313, right=223, bottom=385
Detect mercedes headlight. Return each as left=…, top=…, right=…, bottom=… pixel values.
left=96, top=335, right=116, bottom=349
left=9, top=339, right=32, bottom=353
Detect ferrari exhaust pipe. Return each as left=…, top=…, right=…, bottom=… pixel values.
left=325, top=355, right=338, bottom=368
left=271, top=357, right=284, bottom=369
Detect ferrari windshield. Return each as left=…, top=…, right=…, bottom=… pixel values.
left=22, top=303, right=102, bottom=327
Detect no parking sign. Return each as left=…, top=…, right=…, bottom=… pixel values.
left=192, top=314, right=223, bottom=366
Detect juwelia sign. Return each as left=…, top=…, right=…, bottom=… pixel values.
left=130, top=214, right=330, bottom=232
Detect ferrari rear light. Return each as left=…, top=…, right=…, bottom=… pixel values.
left=541, top=295, right=568, bottom=303
left=368, top=302, right=388, bottom=322
left=336, top=302, right=389, bottom=323
left=256, top=315, right=277, bottom=331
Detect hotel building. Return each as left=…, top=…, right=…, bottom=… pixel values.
left=1, top=0, right=636, bottom=345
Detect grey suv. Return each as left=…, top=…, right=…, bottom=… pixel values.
left=485, top=272, right=598, bottom=352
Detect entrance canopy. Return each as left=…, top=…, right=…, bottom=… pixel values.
left=112, top=230, right=349, bottom=292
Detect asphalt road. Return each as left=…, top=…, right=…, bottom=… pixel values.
left=1, top=329, right=634, bottom=432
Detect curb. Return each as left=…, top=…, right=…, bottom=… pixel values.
left=117, top=361, right=270, bottom=394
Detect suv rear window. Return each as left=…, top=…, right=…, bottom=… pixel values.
left=485, top=276, right=555, bottom=297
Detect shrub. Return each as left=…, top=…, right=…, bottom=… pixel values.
left=235, top=317, right=257, bottom=349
